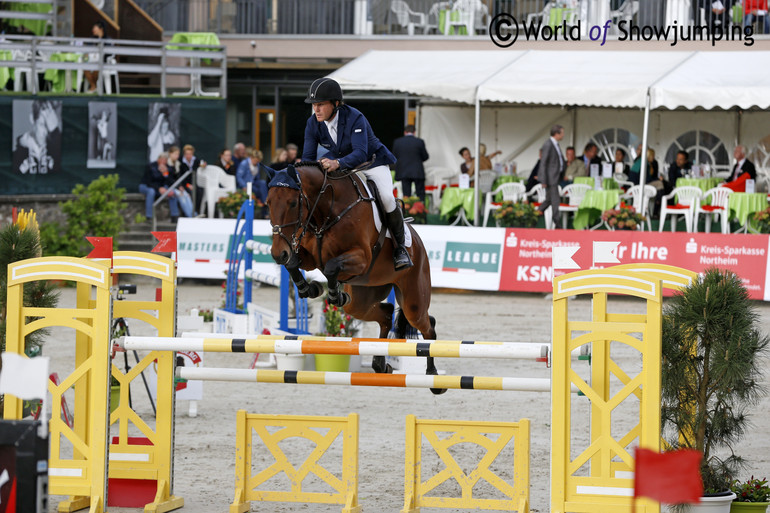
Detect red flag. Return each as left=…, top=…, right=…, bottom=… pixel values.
left=151, top=231, right=177, bottom=254
left=86, top=237, right=113, bottom=260
left=634, top=448, right=702, bottom=505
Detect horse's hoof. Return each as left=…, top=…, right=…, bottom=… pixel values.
left=426, top=365, right=447, bottom=395
left=335, top=291, right=351, bottom=306
left=385, top=363, right=393, bottom=374
left=372, top=355, right=387, bottom=373
left=307, top=281, right=324, bottom=298
left=430, top=387, right=448, bottom=395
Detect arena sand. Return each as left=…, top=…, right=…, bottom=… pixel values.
left=45, top=280, right=770, bottom=513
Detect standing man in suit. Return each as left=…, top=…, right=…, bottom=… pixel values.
left=538, top=125, right=566, bottom=229
left=392, top=124, right=429, bottom=202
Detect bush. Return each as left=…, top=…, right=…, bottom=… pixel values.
left=401, top=196, right=427, bottom=224
left=752, top=207, right=770, bottom=233
left=217, top=190, right=265, bottom=219
left=493, top=201, right=541, bottom=228
left=601, top=204, right=645, bottom=230
left=39, top=174, right=126, bottom=256
left=319, top=300, right=354, bottom=337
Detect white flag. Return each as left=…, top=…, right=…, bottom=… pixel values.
left=593, top=241, right=621, bottom=265
left=552, top=246, right=581, bottom=270
left=0, top=352, right=49, bottom=400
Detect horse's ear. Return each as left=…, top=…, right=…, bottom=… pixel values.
left=260, top=163, right=276, bottom=181
left=287, top=164, right=299, bottom=184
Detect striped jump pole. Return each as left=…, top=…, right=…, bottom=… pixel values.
left=175, top=367, right=571, bottom=393
left=121, top=335, right=550, bottom=362
left=245, top=239, right=272, bottom=254
left=243, top=269, right=280, bottom=287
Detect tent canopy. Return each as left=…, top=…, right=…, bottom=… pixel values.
left=329, top=49, right=770, bottom=111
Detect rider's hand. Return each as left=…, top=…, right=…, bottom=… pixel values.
left=320, top=158, right=339, bottom=172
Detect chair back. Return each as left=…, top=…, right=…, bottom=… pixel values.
left=528, top=183, right=546, bottom=203
left=390, top=0, right=410, bottom=26
left=622, top=184, right=656, bottom=215
left=705, top=186, right=733, bottom=207
left=562, top=183, right=591, bottom=206
left=477, top=169, right=496, bottom=194
left=196, top=167, right=208, bottom=188
left=498, top=182, right=526, bottom=202
left=671, top=186, right=703, bottom=206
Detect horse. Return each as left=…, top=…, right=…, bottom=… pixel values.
left=262, top=161, right=444, bottom=394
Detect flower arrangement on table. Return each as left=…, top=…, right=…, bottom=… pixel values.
left=601, top=204, right=645, bottom=230
left=493, top=201, right=541, bottom=228
left=217, top=190, right=266, bottom=219
left=751, top=207, right=770, bottom=233
left=401, top=196, right=427, bottom=224
left=731, top=476, right=770, bottom=503
left=318, top=299, right=355, bottom=337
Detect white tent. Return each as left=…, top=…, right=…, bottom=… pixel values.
left=330, top=50, right=770, bottom=222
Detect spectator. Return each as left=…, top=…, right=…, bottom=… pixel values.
left=580, top=142, right=602, bottom=175
left=665, top=150, right=691, bottom=194
left=723, top=145, right=757, bottom=192
left=139, top=152, right=179, bottom=222
left=525, top=149, right=542, bottom=192
left=628, top=143, right=643, bottom=184
left=614, top=148, right=630, bottom=176
left=231, top=142, right=247, bottom=170
left=392, top=124, right=429, bottom=201
left=537, top=124, right=566, bottom=229
left=168, top=146, right=194, bottom=217
left=702, top=0, right=733, bottom=29
left=270, top=147, right=289, bottom=170
left=459, top=146, right=474, bottom=178
left=180, top=144, right=206, bottom=212
left=236, top=148, right=263, bottom=189
left=744, top=0, right=770, bottom=34
left=561, top=146, right=586, bottom=186
left=83, top=21, right=110, bottom=93
left=286, top=143, right=300, bottom=164
left=478, top=142, right=501, bottom=171
left=218, top=148, right=236, bottom=176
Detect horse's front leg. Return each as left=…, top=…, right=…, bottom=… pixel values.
left=286, top=266, right=324, bottom=299
left=323, top=250, right=367, bottom=307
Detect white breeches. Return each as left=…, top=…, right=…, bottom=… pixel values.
left=361, top=164, right=397, bottom=212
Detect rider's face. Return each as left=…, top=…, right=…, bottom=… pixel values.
left=312, top=101, right=335, bottom=122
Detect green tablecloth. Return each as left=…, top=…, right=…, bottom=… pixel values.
left=572, top=176, right=618, bottom=190
left=43, top=52, right=80, bottom=93
left=440, top=188, right=475, bottom=221
left=492, top=175, right=521, bottom=202
left=168, top=32, right=221, bottom=49
left=439, top=10, right=468, bottom=35
left=728, top=193, right=768, bottom=226
left=572, top=190, right=621, bottom=230
left=0, top=50, right=12, bottom=90
left=549, top=7, right=574, bottom=27
left=676, top=177, right=722, bottom=193
left=6, top=2, right=51, bottom=36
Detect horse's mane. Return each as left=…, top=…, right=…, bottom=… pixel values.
left=295, top=160, right=324, bottom=172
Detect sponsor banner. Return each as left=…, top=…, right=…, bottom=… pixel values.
left=500, top=229, right=770, bottom=300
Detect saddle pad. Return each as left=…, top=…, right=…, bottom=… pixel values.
left=357, top=172, right=413, bottom=248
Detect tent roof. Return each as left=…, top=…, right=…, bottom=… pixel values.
left=329, top=49, right=770, bottom=110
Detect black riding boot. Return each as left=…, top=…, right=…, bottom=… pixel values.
left=386, top=208, right=413, bottom=271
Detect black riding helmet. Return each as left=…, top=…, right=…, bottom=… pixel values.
left=304, top=78, right=343, bottom=104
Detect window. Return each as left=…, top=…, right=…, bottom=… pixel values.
left=665, top=130, right=730, bottom=175
left=590, top=128, right=641, bottom=164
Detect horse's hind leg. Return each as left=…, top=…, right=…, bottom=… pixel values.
left=343, top=284, right=394, bottom=374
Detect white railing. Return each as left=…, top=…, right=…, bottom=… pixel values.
left=0, top=34, right=227, bottom=97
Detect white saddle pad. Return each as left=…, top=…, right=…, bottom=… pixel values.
left=358, top=172, right=413, bottom=248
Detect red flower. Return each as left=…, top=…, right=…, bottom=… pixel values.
left=262, top=328, right=271, bottom=335
left=340, top=323, right=345, bottom=330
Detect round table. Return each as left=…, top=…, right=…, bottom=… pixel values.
left=44, top=52, right=81, bottom=93
left=491, top=175, right=521, bottom=202
left=572, top=190, right=621, bottom=230
left=440, top=188, right=476, bottom=222
left=728, top=192, right=768, bottom=227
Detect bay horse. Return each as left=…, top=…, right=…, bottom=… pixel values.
left=262, top=162, right=444, bottom=394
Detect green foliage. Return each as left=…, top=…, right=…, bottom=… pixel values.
left=602, top=204, right=646, bottom=230
left=662, top=268, right=769, bottom=493
left=493, top=201, right=541, bottom=228
left=401, top=196, right=427, bottom=224
left=39, top=174, right=126, bottom=256
left=731, top=476, right=770, bottom=502
left=217, top=190, right=265, bottom=219
left=0, top=219, right=60, bottom=358
left=198, top=308, right=214, bottom=322
left=134, top=213, right=147, bottom=224
left=319, top=300, right=354, bottom=337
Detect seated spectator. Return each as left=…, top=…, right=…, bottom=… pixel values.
left=723, top=144, right=757, bottom=192
left=167, top=146, right=194, bottom=217
left=236, top=148, right=263, bottom=189
left=459, top=146, right=474, bottom=178
left=478, top=143, right=501, bottom=171
left=561, top=146, right=586, bottom=186
left=139, top=152, right=179, bottom=222
left=218, top=148, right=236, bottom=176
left=628, top=143, right=643, bottom=184
left=581, top=142, right=602, bottom=174
left=614, top=148, right=630, bottom=176
left=744, top=0, right=770, bottom=34
left=270, top=147, right=289, bottom=170
left=525, top=149, right=542, bottom=192
left=180, top=144, right=206, bottom=212
left=664, top=150, right=691, bottom=194
left=231, top=142, right=247, bottom=171
left=286, top=143, right=300, bottom=164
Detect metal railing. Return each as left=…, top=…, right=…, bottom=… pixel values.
left=0, top=35, right=227, bottom=97
left=152, top=169, right=193, bottom=231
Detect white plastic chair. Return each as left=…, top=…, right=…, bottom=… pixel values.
left=390, top=0, right=428, bottom=35
left=559, top=183, right=591, bottom=229
left=198, top=165, right=235, bottom=218
left=446, top=0, right=488, bottom=34
left=620, top=184, right=656, bottom=231
left=694, top=187, right=733, bottom=234
left=526, top=183, right=553, bottom=230
left=482, top=182, right=526, bottom=227
left=477, top=169, right=496, bottom=194
left=526, top=3, right=551, bottom=25
left=425, top=166, right=454, bottom=214
left=659, top=186, right=702, bottom=232
left=12, top=49, right=34, bottom=92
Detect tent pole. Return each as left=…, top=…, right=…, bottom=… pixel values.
left=639, top=90, right=651, bottom=213
left=570, top=107, right=576, bottom=148
left=474, top=94, right=481, bottom=226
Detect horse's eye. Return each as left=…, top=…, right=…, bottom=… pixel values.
left=289, top=200, right=298, bottom=208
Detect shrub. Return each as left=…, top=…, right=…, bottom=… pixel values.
left=319, top=300, right=354, bottom=337
left=493, top=201, right=541, bottom=228
left=601, top=204, right=645, bottom=230
left=401, top=196, right=427, bottom=224
left=39, top=174, right=126, bottom=256
left=217, top=190, right=265, bottom=219
left=752, top=207, right=770, bottom=233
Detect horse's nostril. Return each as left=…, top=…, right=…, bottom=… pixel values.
left=278, top=251, right=289, bottom=264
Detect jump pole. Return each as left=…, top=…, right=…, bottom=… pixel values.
left=175, top=367, right=573, bottom=393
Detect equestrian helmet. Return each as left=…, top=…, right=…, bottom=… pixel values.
left=305, top=78, right=343, bottom=104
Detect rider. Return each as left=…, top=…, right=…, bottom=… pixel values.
left=302, top=77, right=413, bottom=271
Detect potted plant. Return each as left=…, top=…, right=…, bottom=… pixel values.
left=493, top=201, right=541, bottom=228
left=750, top=207, right=770, bottom=233
left=661, top=269, right=769, bottom=512
left=601, top=204, right=646, bottom=230
left=401, top=196, right=427, bottom=224
left=216, top=190, right=266, bottom=219
left=314, top=299, right=356, bottom=372
left=730, top=477, right=770, bottom=512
